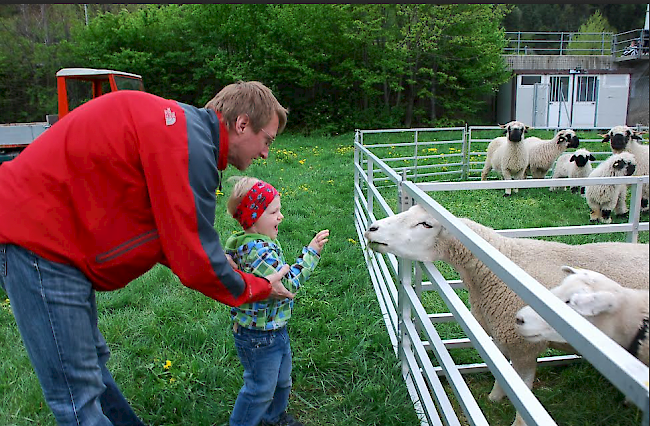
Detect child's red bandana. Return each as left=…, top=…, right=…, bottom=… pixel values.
left=234, top=181, right=279, bottom=229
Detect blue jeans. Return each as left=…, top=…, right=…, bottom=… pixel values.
left=0, top=244, right=145, bottom=426
left=230, top=325, right=292, bottom=426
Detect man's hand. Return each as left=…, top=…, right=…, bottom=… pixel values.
left=265, top=264, right=294, bottom=299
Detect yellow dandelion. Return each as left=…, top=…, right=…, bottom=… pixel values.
left=169, top=378, right=176, bottom=383
left=163, top=360, right=172, bottom=370
left=348, top=238, right=357, bottom=244
left=299, top=159, right=306, bottom=165
left=216, top=189, right=223, bottom=196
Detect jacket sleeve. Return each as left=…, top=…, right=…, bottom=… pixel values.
left=137, top=99, right=271, bottom=307
left=248, top=243, right=320, bottom=292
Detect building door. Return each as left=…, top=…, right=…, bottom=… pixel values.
left=572, top=75, right=598, bottom=127
left=532, top=83, right=548, bottom=127
left=548, top=76, right=571, bottom=128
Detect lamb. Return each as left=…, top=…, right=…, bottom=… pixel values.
left=525, top=129, right=580, bottom=179
left=602, top=125, right=649, bottom=212
left=364, top=204, right=649, bottom=426
left=548, top=148, right=595, bottom=194
left=481, top=121, right=530, bottom=196
left=585, top=152, right=637, bottom=224
left=515, top=266, right=649, bottom=368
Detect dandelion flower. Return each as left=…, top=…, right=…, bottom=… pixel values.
left=348, top=238, right=357, bottom=244
left=163, top=360, right=172, bottom=370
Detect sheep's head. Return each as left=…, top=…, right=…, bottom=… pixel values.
left=601, top=125, right=644, bottom=152
left=499, top=120, right=530, bottom=143
left=515, top=266, right=624, bottom=343
left=569, top=149, right=595, bottom=168
left=557, top=129, right=580, bottom=149
left=364, top=204, right=442, bottom=262
left=610, top=152, right=636, bottom=176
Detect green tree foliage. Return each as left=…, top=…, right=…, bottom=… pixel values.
left=0, top=4, right=635, bottom=133
left=567, top=10, right=613, bottom=55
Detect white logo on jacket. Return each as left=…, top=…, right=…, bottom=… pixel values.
left=164, top=108, right=176, bottom=126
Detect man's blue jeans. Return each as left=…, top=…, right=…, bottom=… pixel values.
left=229, top=325, right=292, bottom=426
left=0, top=244, right=145, bottom=426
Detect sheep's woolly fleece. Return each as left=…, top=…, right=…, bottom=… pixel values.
left=481, top=120, right=530, bottom=196
left=365, top=204, right=649, bottom=426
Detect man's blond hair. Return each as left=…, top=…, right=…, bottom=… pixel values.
left=226, top=175, right=262, bottom=218
left=205, top=81, right=288, bottom=134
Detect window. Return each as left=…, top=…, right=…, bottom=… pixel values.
left=549, top=76, right=569, bottom=102
left=576, top=76, right=598, bottom=102
left=521, top=76, right=541, bottom=86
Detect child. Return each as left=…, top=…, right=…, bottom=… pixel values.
left=225, top=176, right=329, bottom=426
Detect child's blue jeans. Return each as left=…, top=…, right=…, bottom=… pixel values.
left=0, top=243, right=145, bottom=426
left=229, top=324, right=292, bottom=426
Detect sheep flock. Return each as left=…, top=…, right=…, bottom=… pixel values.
left=362, top=123, right=648, bottom=426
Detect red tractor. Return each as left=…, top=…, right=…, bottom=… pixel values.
left=0, top=68, right=144, bottom=163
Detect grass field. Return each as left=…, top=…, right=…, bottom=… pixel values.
left=1, top=129, right=648, bottom=426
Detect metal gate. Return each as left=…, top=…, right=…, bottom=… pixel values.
left=353, top=128, right=649, bottom=426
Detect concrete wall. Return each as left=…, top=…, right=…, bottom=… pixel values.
left=497, top=54, right=649, bottom=126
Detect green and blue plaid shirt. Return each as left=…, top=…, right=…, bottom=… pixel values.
left=224, top=231, right=321, bottom=330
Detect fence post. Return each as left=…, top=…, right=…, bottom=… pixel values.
left=397, top=256, right=413, bottom=390
left=399, top=170, right=414, bottom=213
left=626, top=179, right=643, bottom=243
left=461, top=124, right=469, bottom=181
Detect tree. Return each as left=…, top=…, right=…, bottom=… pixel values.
left=567, top=10, right=613, bottom=55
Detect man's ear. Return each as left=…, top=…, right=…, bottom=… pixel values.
left=235, top=114, right=249, bottom=135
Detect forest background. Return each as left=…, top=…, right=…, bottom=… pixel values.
left=0, top=4, right=646, bottom=135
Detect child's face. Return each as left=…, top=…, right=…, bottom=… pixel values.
left=248, top=196, right=283, bottom=239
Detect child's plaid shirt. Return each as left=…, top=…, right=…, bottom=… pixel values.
left=224, top=231, right=321, bottom=330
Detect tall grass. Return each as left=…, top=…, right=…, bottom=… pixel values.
left=1, top=130, right=647, bottom=426
left=0, top=133, right=420, bottom=426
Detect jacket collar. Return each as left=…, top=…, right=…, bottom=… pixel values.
left=216, top=111, right=229, bottom=171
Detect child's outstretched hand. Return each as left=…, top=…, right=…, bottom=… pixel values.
left=309, top=229, right=330, bottom=254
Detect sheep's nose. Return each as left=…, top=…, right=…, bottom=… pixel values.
left=515, top=316, right=524, bottom=325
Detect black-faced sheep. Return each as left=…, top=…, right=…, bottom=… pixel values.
left=549, top=148, right=595, bottom=194
left=481, top=121, right=530, bottom=197
left=515, top=266, right=649, bottom=368
left=602, top=125, right=649, bottom=212
left=585, top=152, right=637, bottom=224
left=364, top=205, right=649, bottom=426
left=525, top=129, right=580, bottom=179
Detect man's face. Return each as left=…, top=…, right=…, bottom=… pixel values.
left=228, top=113, right=279, bottom=170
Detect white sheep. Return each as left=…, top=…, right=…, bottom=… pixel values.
left=585, top=152, right=637, bottom=224
left=525, top=129, right=580, bottom=179
left=364, top=205, right=649, bottom=426
left=602, top=125, right=649, bottom=212
left=548, top=148, right=595, bottom=194
left=515, top=266, right=649, bottom=368
left=481, top=121, right=530, bottom=196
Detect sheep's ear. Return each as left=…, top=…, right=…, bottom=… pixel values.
left=600, top=134, right=610, bottom=143
left=588, top=154, right=596, bottom=161
left=613, top=160, right=624, bottom=170
left=570, top=155, right=577, bottom=162
left=525, top=125, right=533, bottom=131
left=569, top=291, right=617, bottom=316
left=499, top=123, right=507, bottom=129
left=561, top=265, right=579, bottom=275
left=631, top=132, right=643, bottom=140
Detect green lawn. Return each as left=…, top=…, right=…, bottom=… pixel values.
left=1, top=131, right=647, bottom=426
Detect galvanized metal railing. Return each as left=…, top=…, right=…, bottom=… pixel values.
left=354, top=128, right=649, bottom=426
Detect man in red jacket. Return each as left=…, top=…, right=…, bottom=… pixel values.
left=0, top=81, right=293, bottom=426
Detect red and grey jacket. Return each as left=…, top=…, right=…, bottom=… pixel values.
left=0, top=90, right=271, bottom=306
